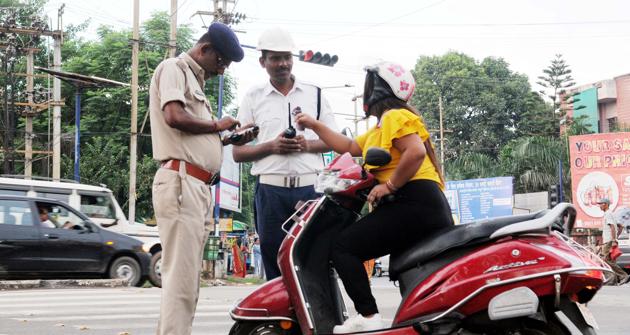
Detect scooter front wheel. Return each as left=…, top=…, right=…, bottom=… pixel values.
left=229, top=321, right=301, bottom=335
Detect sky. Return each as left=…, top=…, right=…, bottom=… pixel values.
left=40, top=0, right=630, bottom=133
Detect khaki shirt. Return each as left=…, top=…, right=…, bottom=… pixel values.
left=149, top=53, right=223, bottom=173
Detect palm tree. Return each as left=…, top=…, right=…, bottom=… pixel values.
left=446, top=152, right=502, bottom=181
left=500, top=136, right=567, bottom=194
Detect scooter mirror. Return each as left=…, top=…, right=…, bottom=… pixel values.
left=551, top=204, right=577, bottom=235
left=365, top=147, right=392, bottom=167
left=562, top=205, right=577, bottom=235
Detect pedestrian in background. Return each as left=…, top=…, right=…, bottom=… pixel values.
left=252, top=237, right=264, bottom=278
left=597, top=198, right=629, bottom=285
left=233, top=27, right=338, bottom=279
left=149, top=22, right=257, bottom=335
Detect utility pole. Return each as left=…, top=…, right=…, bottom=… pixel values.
left=2, top=51, right=10, bottom=174
left=52, top=5, right=64, bottom=181
left=2, top=48, right=11, bottom=173
left=128, top=0, right=140, bottom=224
left=1, top=8, right=59, bottom=177
left=212, top=0, right=232, bottom=238
left=169, top=0, right=178, bottom=58
left=25, top=49, right=34, bottom=178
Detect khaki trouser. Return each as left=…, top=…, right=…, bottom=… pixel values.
left=600, top=241, right=629, bottom=285
left=153, top=167, right=213, bottom=335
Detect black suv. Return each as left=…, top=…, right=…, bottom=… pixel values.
left=0, top=195, right=150, bottom=286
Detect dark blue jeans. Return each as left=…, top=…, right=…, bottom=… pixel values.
left=255, top=181, right=319, bottom=280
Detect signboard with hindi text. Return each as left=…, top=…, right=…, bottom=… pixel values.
left=445, top=177, right=514, bottom=224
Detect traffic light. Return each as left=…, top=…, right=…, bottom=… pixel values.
left=299, top=50, right=338, bottom=67
left=548, top=184, right=559, bottom=208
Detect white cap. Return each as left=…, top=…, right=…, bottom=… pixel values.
left=256, top=27, right=296, bottom=52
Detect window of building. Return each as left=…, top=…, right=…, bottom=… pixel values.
left=608, top=117, right=618, bottom=131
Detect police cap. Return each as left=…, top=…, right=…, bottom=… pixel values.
left=207, top=22, right=244, bottom=62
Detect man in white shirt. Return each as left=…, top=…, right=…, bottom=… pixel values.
left=233, top=27, right=338, bottom=279
left=38, top=206, right=57, bottom=228
left=598, top=198, right=629, bottom=285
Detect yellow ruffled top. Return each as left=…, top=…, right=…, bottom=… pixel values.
left=355, top=108, right=443, bottom=189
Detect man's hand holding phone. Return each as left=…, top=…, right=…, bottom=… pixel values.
left=223, top=124, right=259, bottom=146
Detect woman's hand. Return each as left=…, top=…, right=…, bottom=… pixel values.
left=295, top=113, right=318, bottom=130
left=367, top=183, right=392, bottom=205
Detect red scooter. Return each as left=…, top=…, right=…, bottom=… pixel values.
left=229, top=148, right=611, bottom=335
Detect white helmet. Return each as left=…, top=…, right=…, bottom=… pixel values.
left=256, top=27, right=296, bottom=52
left=363, top=61, right=415, bottom=111
left=365, top=61, right=415, bottom=102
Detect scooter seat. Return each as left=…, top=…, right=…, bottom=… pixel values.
left=389, top=210, right=548, bottom=279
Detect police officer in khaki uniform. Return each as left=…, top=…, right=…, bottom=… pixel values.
left=149, top=22, right=257, bottom=335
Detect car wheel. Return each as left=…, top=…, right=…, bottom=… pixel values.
left=149, top=251, right=162, bottom=287
left=109, top=256, right=141, bottom=287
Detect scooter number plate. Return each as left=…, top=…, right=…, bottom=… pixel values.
left=577, top=303, right=599, bottom=329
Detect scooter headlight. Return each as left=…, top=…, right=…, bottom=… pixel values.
left=315, top=170, right=360, bottom=194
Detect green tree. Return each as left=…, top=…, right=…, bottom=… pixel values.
left=536, top=54, right=576, bottom=136
left=411, top=52, right=549, bottom=161
left=499, top=136, right=568, bottom=194
left=52, top=12, right=237, bottom=220
left=231, top=162, right=255, bottom=228
left=445, top=152, right=501, bottom=181
left=1, top=0, right=51, bottom=173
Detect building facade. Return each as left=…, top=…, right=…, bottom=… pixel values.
left=565, top=73, right=630, bottom=133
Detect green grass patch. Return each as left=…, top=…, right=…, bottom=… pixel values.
left=223, top=276, right=266, bottom=285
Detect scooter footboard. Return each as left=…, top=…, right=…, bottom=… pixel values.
left=229, top=278, right=295, bottom=321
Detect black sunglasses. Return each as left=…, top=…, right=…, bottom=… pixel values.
left=213, top=48, right=228, bottom=68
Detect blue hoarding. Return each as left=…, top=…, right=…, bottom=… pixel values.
left=445, top=177, right=514, bottom=224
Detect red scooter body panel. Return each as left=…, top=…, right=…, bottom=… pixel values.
left=394, top=235, right=601, bottom=324
left=230, top=277, right=293, bottom=320
left=231, top=201, right=321, bottom=327
left=229, top=151, right=607, bottom=334
left=278, top=201, right=316, bottom=335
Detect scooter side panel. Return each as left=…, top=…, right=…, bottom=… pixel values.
left=278, top=201, right=319, bottom=335
left=394, top=237, right=574, bottom=324
left=230, top=277, right=294, bottom=320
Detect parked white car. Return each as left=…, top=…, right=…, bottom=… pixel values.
left=0, top=176, right=162, bottom=286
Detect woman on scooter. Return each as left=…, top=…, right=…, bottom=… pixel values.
left=295, top=61, right=454, bottom=333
